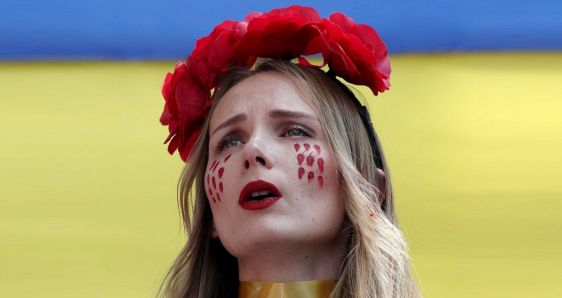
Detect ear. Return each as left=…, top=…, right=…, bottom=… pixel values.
left=211, top=218, right=219, bottom=239
left=376, top=168, right=387, bottom=205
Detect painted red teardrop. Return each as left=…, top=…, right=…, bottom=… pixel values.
left=318, top=158, right=324, bottom=173
left=306, top=155, right=315, bottom=166
left=314, top=144, right=321, bottom=154
left=297, top=154, right=305, bottom=165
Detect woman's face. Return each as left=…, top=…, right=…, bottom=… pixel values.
left=205, top=72, right=345, bottom=258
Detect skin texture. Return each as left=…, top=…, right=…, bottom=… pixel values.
left=205, top=72, right=346, bottom=281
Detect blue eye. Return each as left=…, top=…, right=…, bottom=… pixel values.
left=217, top=133, right=243, bottom=151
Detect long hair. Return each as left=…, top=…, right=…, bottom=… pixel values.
left=159, top=59, right=421, bottom=298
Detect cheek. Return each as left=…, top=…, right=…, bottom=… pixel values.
left=205, top=154, right=232, bottom=204
left=293, top=142, right=327, bottom=188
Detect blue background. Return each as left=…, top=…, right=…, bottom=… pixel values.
left=1, top=0, right=561, bottom=59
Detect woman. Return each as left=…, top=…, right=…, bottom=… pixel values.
left=158, top=6, right=421, bottom=298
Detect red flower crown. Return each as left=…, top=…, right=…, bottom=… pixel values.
left=160, top=5, right=391, bottom=161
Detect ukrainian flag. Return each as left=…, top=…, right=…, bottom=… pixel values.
left=1, top=1, right=561, bottom=297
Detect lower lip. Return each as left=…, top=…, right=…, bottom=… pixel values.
left=240, top=197, right=281, bottom=210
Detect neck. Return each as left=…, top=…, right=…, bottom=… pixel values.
left=237, top=233, right=346, bottom=282
left=239, top=280, right=337, bottom=298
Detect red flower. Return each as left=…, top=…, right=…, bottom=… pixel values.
left=324, top=13, right=391, bottom=93
left=161, top=20, right=253, bottom=161
left=161, top=61, right=212, bottom=161
left=234, top=5, right=323, bottom=59
left=160, top=5, right=391, bottom=161
left=192, top=20, right=254, bottom=88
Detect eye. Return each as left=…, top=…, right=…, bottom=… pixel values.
left=284, top=124, right=312, bottom=137
left=217, top=133, right=243, bottom=151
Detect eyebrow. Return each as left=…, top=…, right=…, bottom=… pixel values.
left=268, top=109, right=316, bottom=120
left=212, top=113, right=247, bottom=136
left=211, top=109, right=316, bottom=136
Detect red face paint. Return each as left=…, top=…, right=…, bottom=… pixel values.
left=209, top=153, right=232, bottom=201
left=297, top=154, right=305, bottom=165
left=208, top=187, right=214, bottom=202
left=308, top=171, right=315, bottom=181
left=207, top=157, right=228, bottom=204
left=314, top=144, right=321, bottom=154
left=306, top=155, right=315, bottom=167
left=294, top=143, right=326, bottom=188
left=317, top=158, right=324, bottom=173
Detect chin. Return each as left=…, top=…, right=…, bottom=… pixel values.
left=220, top=217, right=343, bottom=258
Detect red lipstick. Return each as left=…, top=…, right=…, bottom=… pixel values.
left=239, top=180, right=282, bottom=210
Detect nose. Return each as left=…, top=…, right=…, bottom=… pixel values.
left=242, top=136, right=273, bottom=170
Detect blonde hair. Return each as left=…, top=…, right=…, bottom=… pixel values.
left=159, top=60, right=421, bottom=298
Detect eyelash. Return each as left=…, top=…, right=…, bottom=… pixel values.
left=284, top=124, right=312, bottom=138
left=215, top=124, right=312, bottom=152
left=217, top=133, right=243, bottom=151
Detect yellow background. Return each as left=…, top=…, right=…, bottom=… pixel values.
left=1, top=53, right=561, bottom=297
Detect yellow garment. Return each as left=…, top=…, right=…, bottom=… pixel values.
left=238, top=280, right=337, bottom=298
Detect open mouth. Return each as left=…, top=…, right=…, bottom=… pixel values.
left=246, top=190, right=277, bottom=201
left=239, top=180, right=282, bottom=210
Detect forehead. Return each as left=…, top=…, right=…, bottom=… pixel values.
left=210, top=72, right=315, bottom=128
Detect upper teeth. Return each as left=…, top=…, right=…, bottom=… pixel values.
left=251, top=191, right=271, bottom=197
